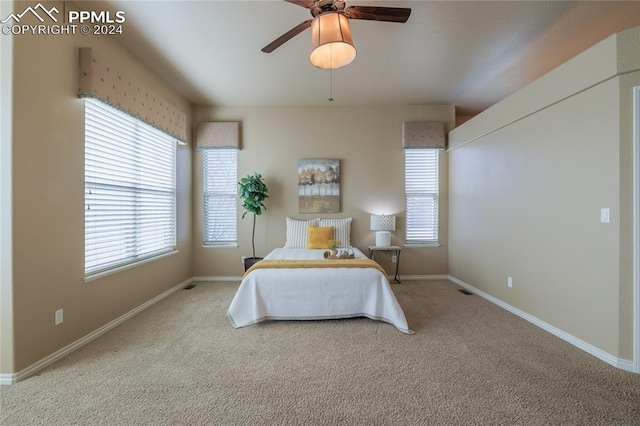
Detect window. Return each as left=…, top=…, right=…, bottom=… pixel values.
left=203, top=149, right=237, bottom=246
left=405, top=149, right=439, bottom=244
left=84, top=99, right=177, bottom=277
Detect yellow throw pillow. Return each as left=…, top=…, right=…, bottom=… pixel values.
left=307, top=226, right=334, bottom=249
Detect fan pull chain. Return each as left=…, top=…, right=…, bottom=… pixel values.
left=328, top=69, right=334, bottom=102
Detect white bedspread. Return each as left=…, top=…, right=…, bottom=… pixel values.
left=227, top=248, right=413, bottom=334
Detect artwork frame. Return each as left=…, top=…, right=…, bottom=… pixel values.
left=298, top=158, right=341, bottom=213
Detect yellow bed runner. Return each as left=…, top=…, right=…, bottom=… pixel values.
left=244, top=258, right=387, bottom=278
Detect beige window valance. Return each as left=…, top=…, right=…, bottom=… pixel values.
left=402, top=121, right=446, bottom=149
left=196, top=122, right=240, bottom=150
left=78, top=47, right=187, bottom=143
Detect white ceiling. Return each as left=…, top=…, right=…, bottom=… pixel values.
left=105, top=0, right=640, bottom=115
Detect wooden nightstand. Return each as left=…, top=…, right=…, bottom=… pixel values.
left=368, top=245, right=401, bottom=283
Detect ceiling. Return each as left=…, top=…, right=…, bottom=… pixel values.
left=104, top=0, right=640, bottom=115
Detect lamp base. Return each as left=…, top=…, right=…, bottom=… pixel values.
left=375, top=231, right=391, bottom=247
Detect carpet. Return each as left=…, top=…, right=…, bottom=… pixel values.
left=1, top=280, right=639, bottom=425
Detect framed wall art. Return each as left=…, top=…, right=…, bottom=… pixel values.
left=298, top=158, right=340, bottom=213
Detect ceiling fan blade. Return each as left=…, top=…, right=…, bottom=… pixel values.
left=261, top=19, right=313, bottom=53
left=285, top=0, right=316, bottom=9
left=345, top=6, right=411, bottom=23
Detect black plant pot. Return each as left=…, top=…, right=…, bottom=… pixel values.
left=243, top=257, right=263, bottom=272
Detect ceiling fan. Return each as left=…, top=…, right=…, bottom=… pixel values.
left=261, top=0, right=411, bottom=69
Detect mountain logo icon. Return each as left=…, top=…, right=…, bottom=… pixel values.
left=1, top=2, right=59, bottom=24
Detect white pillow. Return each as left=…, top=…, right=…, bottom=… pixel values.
left=319, top=218, right=352, bottom=247
left=284, top=217, right=320, bottom=248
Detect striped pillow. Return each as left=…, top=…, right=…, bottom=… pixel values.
left=284, top=217, right=320, bottom=248
left=319, top=218, right=352, bottom=247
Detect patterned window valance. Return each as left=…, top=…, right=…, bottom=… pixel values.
left=402, top=121, right=446, bottom=149
left=78, top=47, right=187, bottom=144
left=196, top=122, right=240, bottom=150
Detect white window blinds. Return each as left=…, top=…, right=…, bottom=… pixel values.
left=84, top=99, right=177, bottom=276
left=405, top=149, right=439, bottom=244
left=203, top=149, right=238, bottom=245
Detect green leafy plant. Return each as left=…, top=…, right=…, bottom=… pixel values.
left=238, top=172, right=269, bottom=259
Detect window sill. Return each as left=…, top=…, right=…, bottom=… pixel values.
left=84, top=250, right=179, bottom=283
left=202, top=243, right=238, bottom=249
left=404, top=242, right=441, bottom=248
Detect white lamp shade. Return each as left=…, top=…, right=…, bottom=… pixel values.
left=370, top=214, right=396, bottom=231
left=310, top=12, right=356, bottom=70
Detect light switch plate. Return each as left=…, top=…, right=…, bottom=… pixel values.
left=600, top=208, right=610, bottom=223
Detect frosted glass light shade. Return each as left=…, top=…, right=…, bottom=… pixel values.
left=310, top=12, right=356, bottom=70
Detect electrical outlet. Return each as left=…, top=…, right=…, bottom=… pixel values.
left=600, top=208, right=610, bottom=223
left=55, top=309, right=64, bottom=325
left=241, top=256, right=246, bottom=264
left=391, top=255, right=397, bottom=263
left=507, top=277, right=513, bottom=288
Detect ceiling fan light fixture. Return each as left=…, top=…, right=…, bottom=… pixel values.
left=310, top=12, right=356, bottom=70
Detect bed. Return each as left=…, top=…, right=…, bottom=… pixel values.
left=227, top=245, right=413, bottom=334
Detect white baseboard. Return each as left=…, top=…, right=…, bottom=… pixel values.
left=0, top=277, right=193, bottom=385
left=617, top=358, right=635, bottom=372
left=192, top=276, right=243, bottom=282
left=400, top=275, right=450, bottom=281
left=448, top=276, right=635, bottom=373
left=0, top=373, right=15, bottom=385
left=192, top=275, right=450, bottom=283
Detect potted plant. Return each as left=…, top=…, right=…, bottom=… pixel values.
left=238, top=172, right=269, bottom=271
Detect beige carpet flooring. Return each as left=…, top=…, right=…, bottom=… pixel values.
left=1, top=280, right=639, bottom=425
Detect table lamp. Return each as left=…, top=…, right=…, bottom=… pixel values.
left=370, top=214, right=395, bottom=247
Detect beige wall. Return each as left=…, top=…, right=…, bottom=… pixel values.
left=0, top=0, right=15, bottom=375
left=616, top=26, right=640, bottom=364
left=192, top=105, right=454, bottom=278
left=2, top=3, right=193, bottom=373
left=449, top=27, right=639, bottom=359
